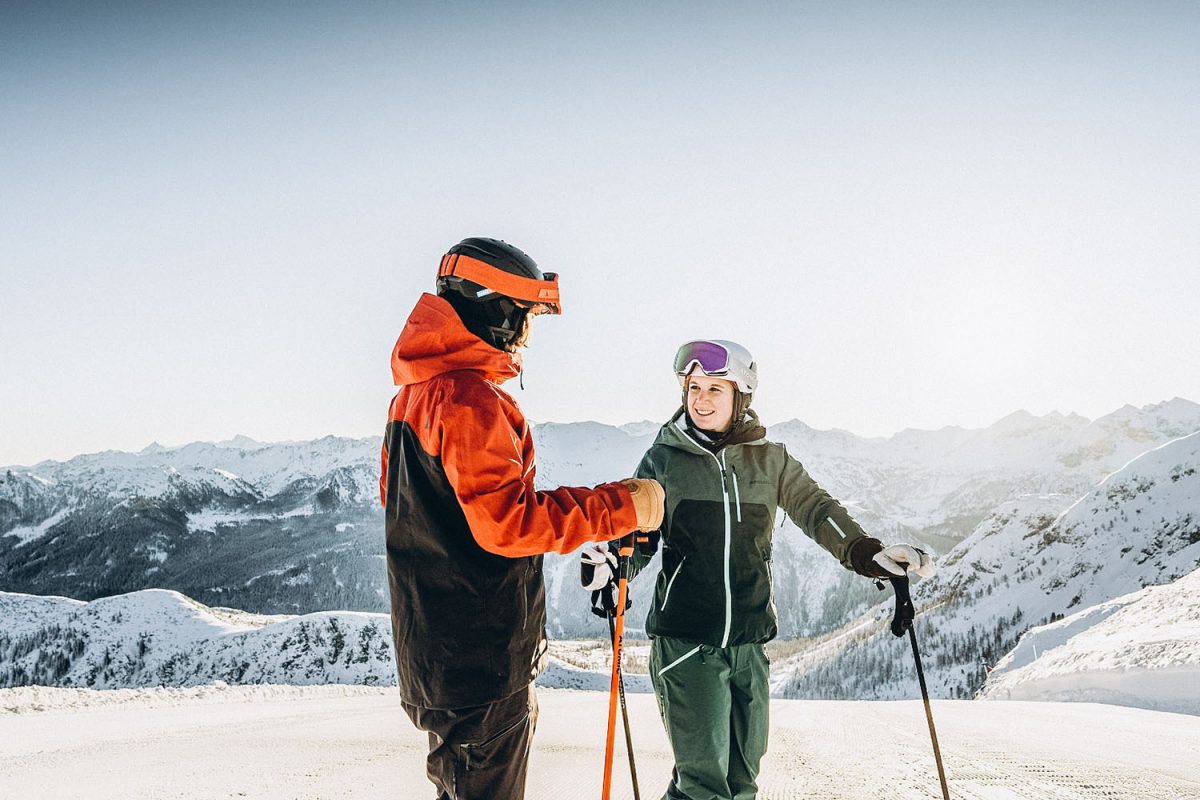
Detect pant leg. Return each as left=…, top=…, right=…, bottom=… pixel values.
left=727, top=643, right=770, bottom=800
left=650, top=637, right=733, bottom=800
left=401, top=684, right=538, bottom=800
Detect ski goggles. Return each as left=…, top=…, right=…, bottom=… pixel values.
left=438, top=253, right=561, bottom=314
left=673, top=340, right=731, bottom=377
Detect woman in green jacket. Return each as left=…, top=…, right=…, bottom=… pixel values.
left=583, top=339, right=934, bottom=800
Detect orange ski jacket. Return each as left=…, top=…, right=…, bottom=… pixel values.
left=381, top=293, right=638, bottom=708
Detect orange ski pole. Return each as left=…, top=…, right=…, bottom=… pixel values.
left=602, top=534, right=635, bottom=800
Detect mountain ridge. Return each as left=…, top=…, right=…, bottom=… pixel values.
left=3, top=399, right=1198, bottom=642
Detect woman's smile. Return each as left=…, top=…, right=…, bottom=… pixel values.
left=686, top=374, right=736, bottom=432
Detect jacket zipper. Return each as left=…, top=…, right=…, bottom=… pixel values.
left=731, top=465, right=742, bottom=522
left=660, top=555, right=686, bottom=611
left=680, top=433, right=734, bottom=649
left=718, top=450, right=733, bottom=647
left=521, top=562, right=530, bottom=630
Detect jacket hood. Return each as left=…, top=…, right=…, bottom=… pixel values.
left=656, top=407, right=768, bottom=452
left=391, top=293, right=522, bottom=386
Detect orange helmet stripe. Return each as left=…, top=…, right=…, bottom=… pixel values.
left=438, top=253, right=561, bottom=312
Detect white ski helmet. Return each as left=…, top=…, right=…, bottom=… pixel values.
left=673, top=339, right=758, bottom=394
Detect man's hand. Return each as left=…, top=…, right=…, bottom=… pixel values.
left=873, top=544, right=936, bottom=578
left=620, top=478, right=665, bottom=532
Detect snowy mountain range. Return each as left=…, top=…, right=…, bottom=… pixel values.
left=2, top=398, right=1199, bottom=643
left=0, top=436, right=385, bottom=615
left=771, top=429, right=1200, bottom=700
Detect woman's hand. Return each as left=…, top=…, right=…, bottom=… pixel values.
left=872, top=544, right=936, bottom=578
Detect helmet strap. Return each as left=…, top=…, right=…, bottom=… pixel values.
left=733, top=390, right=752, bottom=420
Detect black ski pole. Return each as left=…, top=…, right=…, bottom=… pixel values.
left=607, top=612, right=641, bottom=800
left=888, top=574, right=950, bottom=800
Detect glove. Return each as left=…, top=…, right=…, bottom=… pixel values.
left=635, top=528, right=660, bottom=558
left=580, top=545, right=616, bottom=591
left=579, top=545, right=628, bottom=618
left=620, top=478, right=665, bottom=532
left=872, top=544, right=936, bottom=578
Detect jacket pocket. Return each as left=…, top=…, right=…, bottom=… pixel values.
left=656, top=645, right=702, bottom=677
left=460, top=704, right=532, bottom=773
left=824, top=515, right=849, bottom=540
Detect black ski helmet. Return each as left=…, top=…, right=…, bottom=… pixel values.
left=436, top=237, right=561, bottom=350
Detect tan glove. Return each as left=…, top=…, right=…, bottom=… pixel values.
left=619, top=478, right=665, bottom=532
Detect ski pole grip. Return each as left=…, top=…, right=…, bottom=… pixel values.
left=616, top=533, right=635, bottom=558
left=889, top=574, right=915, bottom=638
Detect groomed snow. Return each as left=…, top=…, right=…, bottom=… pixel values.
left=1, top=686, right=1198, bottom=799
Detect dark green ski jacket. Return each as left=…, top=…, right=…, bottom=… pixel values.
left=628, top=409, right=879, bottom=647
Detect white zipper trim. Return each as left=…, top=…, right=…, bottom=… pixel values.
left=719, top=451, right=733, bottom=647
left=657, top=645, right=702, bottom=677
left=731, top=468, right=742, bottom=522
left=660, top=556, right=686, bottom=611
left=826, top=516, right=848, bottom=539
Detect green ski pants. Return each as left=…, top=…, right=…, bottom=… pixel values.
left=649, top=636, right=770, bottom=800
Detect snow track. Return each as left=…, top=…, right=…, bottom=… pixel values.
left=1, top=687, right=1198, bottom=799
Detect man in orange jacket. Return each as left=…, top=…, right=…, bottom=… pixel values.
left=381, top=237, right=664, bottom=799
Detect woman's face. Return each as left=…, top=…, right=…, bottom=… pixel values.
left=686, top=374, right=736, bottom=432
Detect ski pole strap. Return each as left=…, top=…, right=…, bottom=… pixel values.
left=889, top=575, right=915, bottom=637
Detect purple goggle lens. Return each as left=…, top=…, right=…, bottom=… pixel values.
left=673, top=340, right=730, bottom=377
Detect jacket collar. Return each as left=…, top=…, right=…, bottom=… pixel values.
left=391, top=293, right=522, bottom=386
left=658, top=407, right=768, bottom=453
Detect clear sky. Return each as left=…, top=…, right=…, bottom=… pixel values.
left=2, top=1, right=1198, bottom=466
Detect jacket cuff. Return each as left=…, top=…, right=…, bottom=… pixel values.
left=846, top=536, right=892, bottom=578
left=606, top=481, right=644, bottom=540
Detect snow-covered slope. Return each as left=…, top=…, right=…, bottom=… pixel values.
left=0, top=588, right=646, bottom=692
left=772, top=430, right=1200, bottom=700
left=6, top=688, right=1200, bottom=800
left=980, top=565, right=1200, bottom=714
left=0, top=589, right=396, bottom=688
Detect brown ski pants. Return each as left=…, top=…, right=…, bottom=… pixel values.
left=401, top=684, right=539, bottom=800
